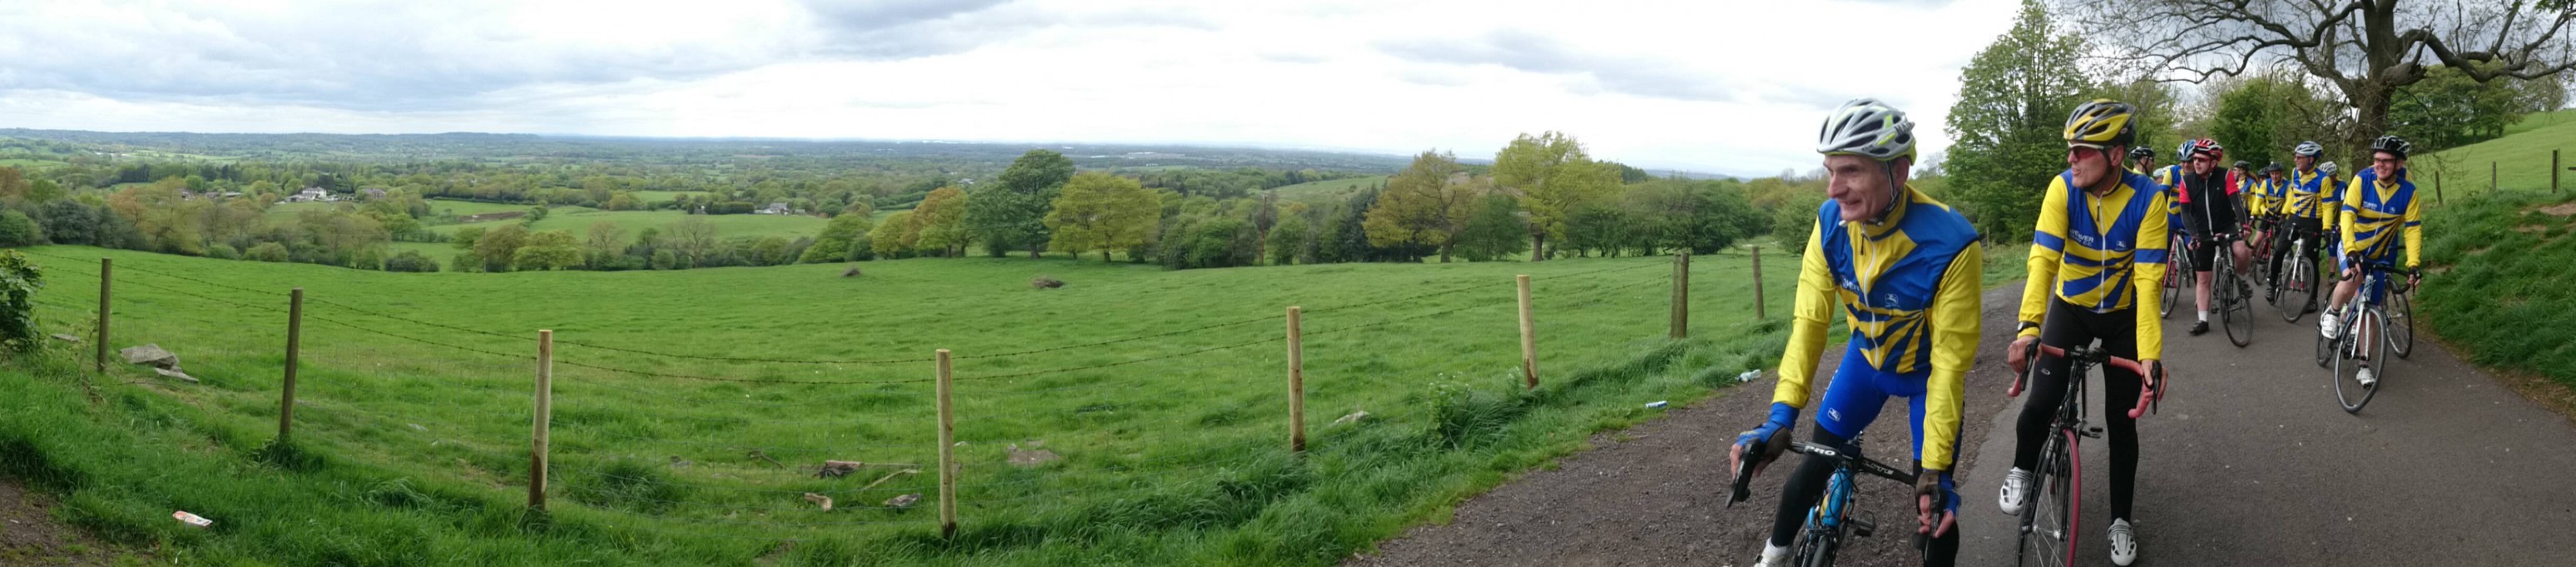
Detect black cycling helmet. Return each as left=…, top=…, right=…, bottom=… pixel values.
left=2128, top=147, right=2156, bottom=161
left=2369, top=135, right=2414, bottom=160
left=2232, top=160, right=2251, bottom=170
left=2263, top=162, right=2284, bottom=174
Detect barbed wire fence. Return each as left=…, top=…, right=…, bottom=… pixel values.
left=10, top=246, right=1779, bottom=545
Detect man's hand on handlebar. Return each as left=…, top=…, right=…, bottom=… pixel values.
left=1915, top=470, right=1958, bottom=538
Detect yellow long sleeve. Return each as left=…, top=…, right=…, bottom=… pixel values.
left=2132, top=191, right=2169, bottom=362
left=1772, top=221, right=1837, bottom=410
left=2019, top=181, right=2069, bottom=339
left=1920, top=244, right=1982, bottom=471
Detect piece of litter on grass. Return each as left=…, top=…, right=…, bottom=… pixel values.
left=1645, top=400, right=1669, bottom=409
left=173, top=510, right=213, bottom=528
left=1736, top=370, right=1762, bottom=383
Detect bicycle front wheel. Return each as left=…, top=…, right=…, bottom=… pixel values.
left=2278, top=243, right=2316, bottom=323
left=2017, top=429, right=2078, bottom=567
left=2388, top=290, right=2415, bottom=359
left=2222, top=256, right=2253, bottom=347
left=1795, top=525, right=1837, bottom=567
left=2161, top=242, right=2184, bottom=319
left=2334, top=308, right=2386, bottom=414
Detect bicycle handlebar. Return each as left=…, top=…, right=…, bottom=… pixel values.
left=2010, top=341, right=2162, bottom=420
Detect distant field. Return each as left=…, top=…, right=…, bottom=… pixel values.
left=2, top=246, right=1791, bottom=565
left=2418, top=109, right=2576, bottom=196
left=0, top=157, right=64, bottom=169
left=632, top=191, right=710, bottom=203
left=430, top=208, right=827, bottom=239
left=1271, top=176, right=1386, bottom=203
left=424, top=199, right=538, bottom=219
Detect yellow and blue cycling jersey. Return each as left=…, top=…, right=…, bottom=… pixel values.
left=1773, top=185, right=1982, bottom=471
left=2283, top=167, right=2342, bottom=227
left=2251, top=177, right=2289, bottom=218
left=2019, top=170, right=2171, bottom=361
left=2340, top=167, right=2423, bottom=270
left=2152, top=164, right=2184, bottom=228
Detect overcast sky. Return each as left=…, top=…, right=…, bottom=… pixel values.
left=0, top=0, right=2018, bottom=177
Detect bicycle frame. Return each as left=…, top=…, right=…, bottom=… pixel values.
left=1787, top=437, right=1921, bottom=566
left=2009, top=342, right=2157, bottom=567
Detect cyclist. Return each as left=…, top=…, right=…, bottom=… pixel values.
left=2252, top=162, right=2290, bottom=286
left=2318, top=136, right=2425, bottom=387
left=2001, top=98, right=2170, bottom=567
left=2277, top=142, right=2342, bottom=311
left=1731, top=98, right=1980, bottom=567
left=2128, top=147, right=2158, bottom=177
left=2154, top=141, right=2189, bottom=235
left=2175, top=139, right=2254, bottom=336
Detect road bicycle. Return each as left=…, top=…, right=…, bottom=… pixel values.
left=1729, top=431, right=1932, bottom=567
left=2321, top=260, right=2414, bottom=414
left=2008, top=342, right=2159, bottom=567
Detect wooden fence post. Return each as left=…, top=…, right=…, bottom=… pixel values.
left=1751, top=246, right=1766, bottom=321
left=530, top=330, right=552, bottom=510
left=279, top=288, right=303, bottom=441
left=2435, top=171, right=2443, bottom=204
left=1670, top=253, right=1690, bottom=339
left=1516, top=275, right=1537, bottom=390
left=1286, top=306, right=1305, bottom=454
left=935, top=349, right=956, bottom=539
left=94, top=258, right=110, bottom=375
left=2555, top=150, right=2563, bottom=194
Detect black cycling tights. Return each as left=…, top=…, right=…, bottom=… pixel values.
left=1768, top=427, right=1960, bottom=566
left=2013, top=299, right=2143, bottom=521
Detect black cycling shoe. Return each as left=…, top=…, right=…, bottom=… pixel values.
left=2189, top=321, right=2211, bottom=336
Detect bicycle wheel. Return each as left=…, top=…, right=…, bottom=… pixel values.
left=2016, top=429, right=2078, bottom=567
left=2333, top=308, right=2385, bottom=414
left=2278, top=241, right=2315, bottom=323
left=2161, top=240, right=2185, bottom=319
left=1795, top=523, right=1836, bottom=567
left=2222, top=256, right=2253, bottom=347
left=2388, top=289, right=2415, bottom=359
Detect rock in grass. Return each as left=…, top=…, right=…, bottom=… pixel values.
left=49, top=333, right=78, bottom=343
left=121, top=344, right=179, bottom=369
left=1333, top=410, right=1370, bottom=427
left=816, top=460, right=864, bottom=479
left=803, top=493, right=833, bottom=511
left=1030, top=276, right=1064, bottom=289
left=841, top=266, right=864, bottom=277
left=884, top=494, right=920, bottom=509
left=151, top=367, right=197, bottom=383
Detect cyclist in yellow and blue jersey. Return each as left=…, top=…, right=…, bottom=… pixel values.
left=2318, top=136, right=2426, bottom=387
left=2152, top=141, right=2189, bottom=233
left=2276, top=142, right=2342, bottom=312
left=1999, top=99, right=2170, bottom=567
left=2252, top=162, right=2290, bottom=286
left=1731, top=98, right=1979, bottom=567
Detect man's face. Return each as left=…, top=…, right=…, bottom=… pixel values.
left=1824, top=154, right=1905, bottom=222
left=2373, top=152, right=2403, bottom=180
left=2190, top=156, right=2216, bottom=175
left=2270, top=171, right=2287, bottom=182
left=2296, top=154, right=2316, bottom=172
left=2137, top=157, right=2155, bottom=172
left=2066, top=145, right=2116, bottom=189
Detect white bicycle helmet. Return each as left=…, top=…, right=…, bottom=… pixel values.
left=2318, top=162, right=2339, bottom=178
left=2294, top=141, right=2324, bottom=157
left=1816, top=98, right=1916, bottom=162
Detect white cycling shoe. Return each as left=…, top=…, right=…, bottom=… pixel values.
left=2356, top=366, right=2377, bottom=388
left=1998, top=467, right=2029, bottom=515
left=2110, top=519, right=2140, bottom=566
left=1753, top=541, right=1791, bottom=567
left=2319, top=310, right=2341, bottom=339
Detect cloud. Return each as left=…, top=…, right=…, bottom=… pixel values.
left=1374, top=29, right=1741, bottom=103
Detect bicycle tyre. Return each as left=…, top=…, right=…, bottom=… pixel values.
left=2160, top=238, right=2185, bottom=319
left=1795, top=524, right=1835, bottom=567
left=2278, top=240, right=2315, bottom=323
left=2016, top=429, right=2078, bottom=567
left=2388, top=289, right=2415, bottom=359
left=2334, top=307, right=2385, bottom=414
left=2222, top=256, right=2253, bottom=347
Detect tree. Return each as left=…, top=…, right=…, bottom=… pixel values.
left=1266, top=215, right=1311, bottom=266
left=2061, top=0, right=2576, bottom=158
left=246, top=241, right=290, bottom=262
left=583, top=221, right=629, bottom=269
left=604, top=192, right=640, bottom=211
left=912, top=187, right=969, bottom=256
left=1626, top=178, right=1768, bottom=255
left=666, top=218, right=718, bottom=267
left=384, top=250, right=441, bottom=272
left=799, top=212, right=876, bottom=263
left=969, top=149, right=1075, bottom=258
left=1944, top=0, right=2092, bottom=241
left=1493, top=132, right=1621, bottom=260
left=1044, top=172, right=1161, bottom=262
left=1454, top=193, right=1530, bottom=261
left=869, top=211, right=919, bottom=258
left=0, top=211, right=42, bottom=247
left=513, top=230, right=581, bottom=271
left=1363, top=151, right=1480, bottom=262
left=473, top=224, right=531, bottom=272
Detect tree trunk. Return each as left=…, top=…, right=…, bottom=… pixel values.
left=1029, top=247, right=1042, bottom=259
left=1529, top=233, right=1546, bottom=261
left=1438, top=244, right=1451, bottom=263
left=1101, top=250, right=1110, bottom=263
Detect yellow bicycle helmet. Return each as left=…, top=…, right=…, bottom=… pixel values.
left=2063, top=99, right=2138, bottom=147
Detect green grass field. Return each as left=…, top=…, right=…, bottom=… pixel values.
left=2419, top=188, right=2576, bottom=391
left=430, top=209, right=827, bottom=240
left=0, top=246, right=1798, bottom=565
left=426, top=199, right=542, bottom=219
left=632, top=191, right=711, bottom=204
left=1270, top=177, right=1386, bottom=204
left=2417, top=109, right=2576, bottom=195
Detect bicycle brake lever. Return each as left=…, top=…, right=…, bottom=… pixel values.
left=1726, top=452, right=1758, bottom=508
